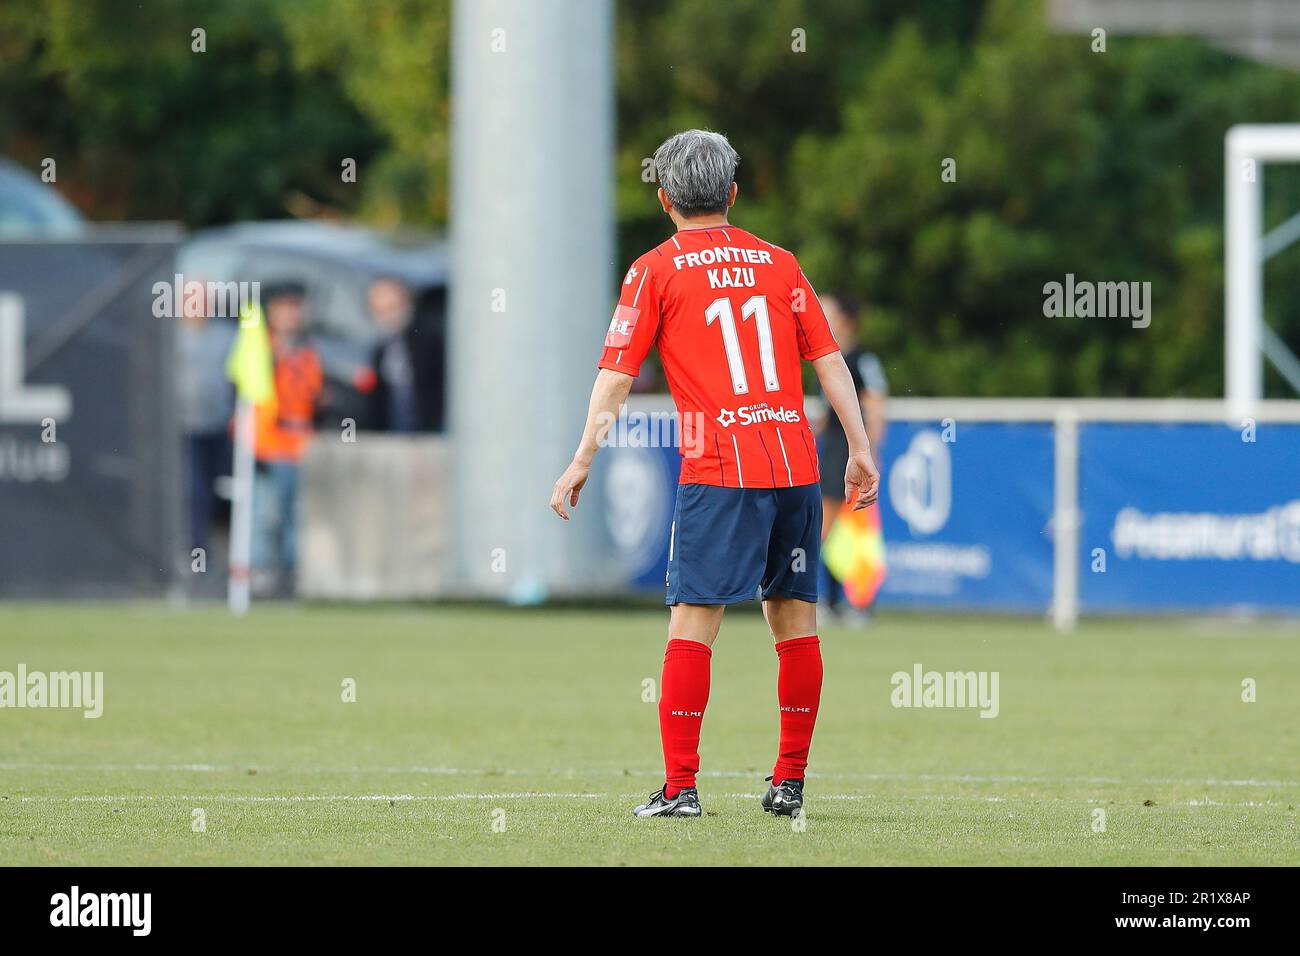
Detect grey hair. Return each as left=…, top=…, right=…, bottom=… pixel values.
left=652, top=129, right=739, bottom=216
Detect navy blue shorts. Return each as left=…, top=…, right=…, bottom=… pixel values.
left=665, top=483, right=822, bottom=605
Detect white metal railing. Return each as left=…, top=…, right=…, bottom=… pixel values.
left=881, top=397, right=1300, bottom=630
left=626, top=393, right=1300, bottom=630
left=885, top=397, right=1300, bottom=423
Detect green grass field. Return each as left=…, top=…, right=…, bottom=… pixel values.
left=1, top=603, right=1296, bottom=866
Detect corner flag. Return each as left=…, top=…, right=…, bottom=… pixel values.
left=225, top=299, right=273, bottom=616
left=823, top=501, right=887, bottom=608
left=226, top=301, right=275, bottom=405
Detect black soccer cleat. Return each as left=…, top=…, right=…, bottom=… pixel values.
left=633, top=785, right=702, bottom=818
left=760, top=776, right=804, bottom=816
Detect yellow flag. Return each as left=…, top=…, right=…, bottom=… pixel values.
left=226, top=301, right=275, bottom=405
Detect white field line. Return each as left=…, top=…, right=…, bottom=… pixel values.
left=1, top=762, right=1296, bottom=790
left=9, top=792, right=1285, bottom=809
left=720, top=793, right=1288, bottom=808
left=15, top=792, right=603, bottom=804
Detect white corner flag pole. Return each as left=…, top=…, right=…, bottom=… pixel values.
left=228, top=397, right=255, bottom=616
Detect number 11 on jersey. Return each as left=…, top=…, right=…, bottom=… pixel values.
left=704, top=295, right=779, bottom=396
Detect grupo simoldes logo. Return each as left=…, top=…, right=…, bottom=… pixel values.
left=714, top=402, right=801, bottom=428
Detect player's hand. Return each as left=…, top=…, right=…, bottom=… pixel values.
left=844, top=450, right=879, bottom=511
left=550, top=459, right=590, bottom=521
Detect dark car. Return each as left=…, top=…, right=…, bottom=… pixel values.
left=178, top=220, right=449, bottom=431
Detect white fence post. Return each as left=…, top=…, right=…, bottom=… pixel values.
left=1052, top=410, right=1079, bottom=633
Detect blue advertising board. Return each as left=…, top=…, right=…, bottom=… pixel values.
left=604, top=408, right=1300, bottom=616
left=1078, top=423, right=1300, bottom=613
left=599, top=409, right=681, bottom=592
left=606, top=411, right=1057, bottom=611
left=874, top=422, right=1055, bottom=612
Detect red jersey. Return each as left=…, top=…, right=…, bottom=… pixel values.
left=598, top=226, right=839, bottom=487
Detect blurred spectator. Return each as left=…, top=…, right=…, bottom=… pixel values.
left=252, top=282, right=323, bottom=596
left=177, top=283, right=235, bottom=556
left=366, top=277, right=419, bottom=432
left=365, top=276, right=448, bottom=432
left=817, top=294, right=889, bottom=617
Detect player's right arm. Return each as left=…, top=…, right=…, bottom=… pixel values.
left=550, top=257, right=662, bottom=521
left=550, top=368, right=634, bottom=520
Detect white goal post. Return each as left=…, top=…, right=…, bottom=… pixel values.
left=1225, top=124, right=1300, bottom=421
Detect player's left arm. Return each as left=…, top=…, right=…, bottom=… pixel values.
left=550, top=368, right=633, bottom=520
left=793, top=264, right=878, bottom=508
left=814, top=353, right=880, bottom=509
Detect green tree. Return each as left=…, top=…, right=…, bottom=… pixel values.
left=279, top=0, right=450, bottom=225
left=0, top=0, right=384, bottom=224
left=6, top=0, right=1300, bottom=397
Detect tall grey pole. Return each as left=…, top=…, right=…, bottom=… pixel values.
left=449, top=0, right=618, bottom=599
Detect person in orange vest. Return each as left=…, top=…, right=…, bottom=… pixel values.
left=251, top=281, right=323, bottom=596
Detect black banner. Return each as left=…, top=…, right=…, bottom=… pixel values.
left=0, top=866, right=1282, bottom=941
left=0, top=231, right=182, bottom=598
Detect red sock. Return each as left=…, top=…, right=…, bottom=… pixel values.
left=658, top=638, right=712, bottom=798
left=773, top=635, right=822, bottom=786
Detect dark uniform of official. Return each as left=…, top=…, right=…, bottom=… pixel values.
left=817, top=348, right=888, bottom=498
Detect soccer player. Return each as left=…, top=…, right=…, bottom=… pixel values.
left=549, top=130, right=879, bottom=819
